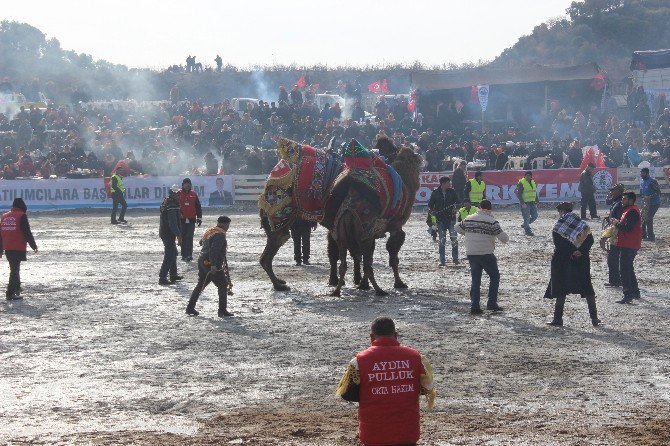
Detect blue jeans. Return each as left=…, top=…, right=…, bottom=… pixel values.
left=520, top=202, right=538, bottom=234
left=437, top=219, right=458, bottom=263
left=467, top=254, right=500, bottom=309
left=159, top=237, right=178, bottom=279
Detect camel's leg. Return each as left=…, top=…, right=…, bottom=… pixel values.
left=260, top=224, right=291, bottom=291
left=362, top=239, right=387, bottom=296
left=352, top=249, right=363, bottom=286
left=327, top=232, right=340, bottom=286
left=331, top=243, right=348, bottom=297
left=387, top=230, right=408, bottom=289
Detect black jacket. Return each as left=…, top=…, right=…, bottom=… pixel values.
left=200, top=232, right=227, bottom=271
left=579, top=170, right=596, bottom=196
left=159, top=196, right=181, bottom=239
left=428, top=187, right=459, bottom=222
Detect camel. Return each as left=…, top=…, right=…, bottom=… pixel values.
left=329, top=146, right=423, bottom=296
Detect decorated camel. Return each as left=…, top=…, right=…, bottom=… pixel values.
left=324, top=143, right=423, bottom=296
left=258, top=136, right=417, bottom=293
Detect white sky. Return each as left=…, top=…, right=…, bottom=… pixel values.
left=3, top=0, right=574, bottom=69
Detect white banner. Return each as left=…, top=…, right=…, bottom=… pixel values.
left=0, top=175, right=234, bottom=211
left=477, top=84, right=489, bottom=112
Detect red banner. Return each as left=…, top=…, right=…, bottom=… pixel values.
left=414, top=168, right=617, bottom=205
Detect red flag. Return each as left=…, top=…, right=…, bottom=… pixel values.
left=381, top=79, right=388, bottom=93
left=368, top=81, right=381, bottom=93
left=579, top=147, right=595, bottom=170
left=596, top=151, right=606, bottom=167
left=296, top=75, right=306, bottom=88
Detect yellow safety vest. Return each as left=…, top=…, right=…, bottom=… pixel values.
left=110, top=173, right=125, bottom=193
left=518, top=178, right=537, bottom=203
left=468, top=179, right=485, bottom=203
left=458, top=205, right=478, bottom=221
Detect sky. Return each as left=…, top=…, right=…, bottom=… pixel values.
left=2, top=0, right=575, bottom=69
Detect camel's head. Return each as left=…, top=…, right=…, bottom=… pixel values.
left=393, top=146, right=424, bottom=173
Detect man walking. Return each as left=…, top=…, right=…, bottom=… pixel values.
left=457, top=199, right=509, bottom=314
left=290, top=218, right=316, bottom=266
left=464, top=170, right=486, bottom=207
left=177, top=178, right=202, bottom=262
left=109, top=168, right=128, bottom=224
left=610, top=191, right=642, bottom=304
left=0, top=198, right=38, bottom=300
left=428, top=176, right=460, bottom=265
left=639, top=167, right=661, bottom=241
left=186, top=216, right=234, bottom=317
left=452, top=160, right=468, bottom=202
left=336, top=316, right=435, bottom=446
left=158, top=186, right=182, bottom=285
left=604, top=183, right=624, bottom=287
left=515, top=170, right=539, bottom=236
left=579, top=163, right=599, bottom=220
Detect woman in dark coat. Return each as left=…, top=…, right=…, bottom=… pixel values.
left=545, top=202, right=600, bottom=327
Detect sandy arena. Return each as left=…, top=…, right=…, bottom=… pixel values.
left=1, top=207, right=669, bottom=445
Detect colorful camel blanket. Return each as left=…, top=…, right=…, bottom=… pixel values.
left=258, top=138, right=342, bottom=231
left=322, top=140, right=409, bottom=236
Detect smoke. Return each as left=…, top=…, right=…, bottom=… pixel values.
left=250, top=70, right=274, bottom=102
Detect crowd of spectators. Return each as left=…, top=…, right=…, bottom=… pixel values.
left=1, top=82, right=670, bottom=180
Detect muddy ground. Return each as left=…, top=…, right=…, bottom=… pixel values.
left=1, top=207, right=669, bottom=445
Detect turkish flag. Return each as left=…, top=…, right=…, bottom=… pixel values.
left=296, top=75, right=306, bottom=88
left=368, top=81, right=381, bottom=93
left=381, top=79, right=388, bottom=93
left=470, top=86, right=478, bottom=103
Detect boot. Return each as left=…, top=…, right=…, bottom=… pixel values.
left=586, top=295, right=601, bottom=326
left=547, top=295, right=565, bottom=326
left=218, top=289, right=233, bottom=317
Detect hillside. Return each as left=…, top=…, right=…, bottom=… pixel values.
left=2, top=1, right=670, bottom=104
left=493, top=0, right=670, bottom=79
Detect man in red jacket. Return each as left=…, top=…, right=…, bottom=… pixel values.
left=336, top=317, right=435, bottom=446
left=0, top=198, right=38, bottom=300
left=177, top=178, right=202, bottom=262
left=610, top=191, right=643, bottom=304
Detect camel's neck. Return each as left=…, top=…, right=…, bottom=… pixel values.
left=394, top=165, right=421, bottom=194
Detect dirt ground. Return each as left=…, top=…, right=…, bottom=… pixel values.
left=1, top=206, right=669, bottom=445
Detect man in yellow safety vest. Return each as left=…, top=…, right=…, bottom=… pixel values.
left=515, top=170, right=539, bottom=236
left=457, top=198, right=479, bottom=222
left=110, top=169, right=128, bottom=225
left=464, top=171, right=486, bottom=207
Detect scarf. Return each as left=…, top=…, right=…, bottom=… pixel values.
left=553, top=212, right=590, bottom=248
left=201, top=226, right=226, bottom=243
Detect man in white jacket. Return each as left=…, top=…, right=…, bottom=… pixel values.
left=457, top=199, right=509, bottom=314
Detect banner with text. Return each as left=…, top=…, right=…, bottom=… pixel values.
left=414, top=168, right=617, bottom=205
left=0, top=175, right=234, bottom=211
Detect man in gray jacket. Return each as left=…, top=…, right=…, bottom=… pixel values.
left=186, top=216, right=233, bottom=317
left=457, top=200, right=509, bottom=314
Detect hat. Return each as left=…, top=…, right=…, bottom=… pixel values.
left=170, top=184, right=180, bottom=193
left=609, top=183, right=624, bottom=191
left=182, top=177, right=192, bottom=185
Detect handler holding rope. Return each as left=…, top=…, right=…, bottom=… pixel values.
left=186, top=216, right=234, bottom=317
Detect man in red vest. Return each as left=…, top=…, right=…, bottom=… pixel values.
left=0, top=198, right=38, bottom=300
left=177, top=178, right=202, bottom=262
left=610, top=191, right=642, bottom=304
left=336, top=317, right=435, bottom=446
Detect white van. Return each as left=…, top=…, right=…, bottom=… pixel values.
left=314, top=93, right=346, bottom=111
left=231, top=98, right=261, bottom=116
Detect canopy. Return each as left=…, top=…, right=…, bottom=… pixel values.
left=631, top=49, right=670, bottom=71
left=411, top=63, right=600, bottom=91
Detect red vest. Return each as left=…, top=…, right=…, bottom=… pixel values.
left=617, top=205, right=642, bottom=250
left=178, top=190, right=198, bottom=219
left=1, top=208, right=27, bottom=251
left=356, top=337, right=424, bottom=446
